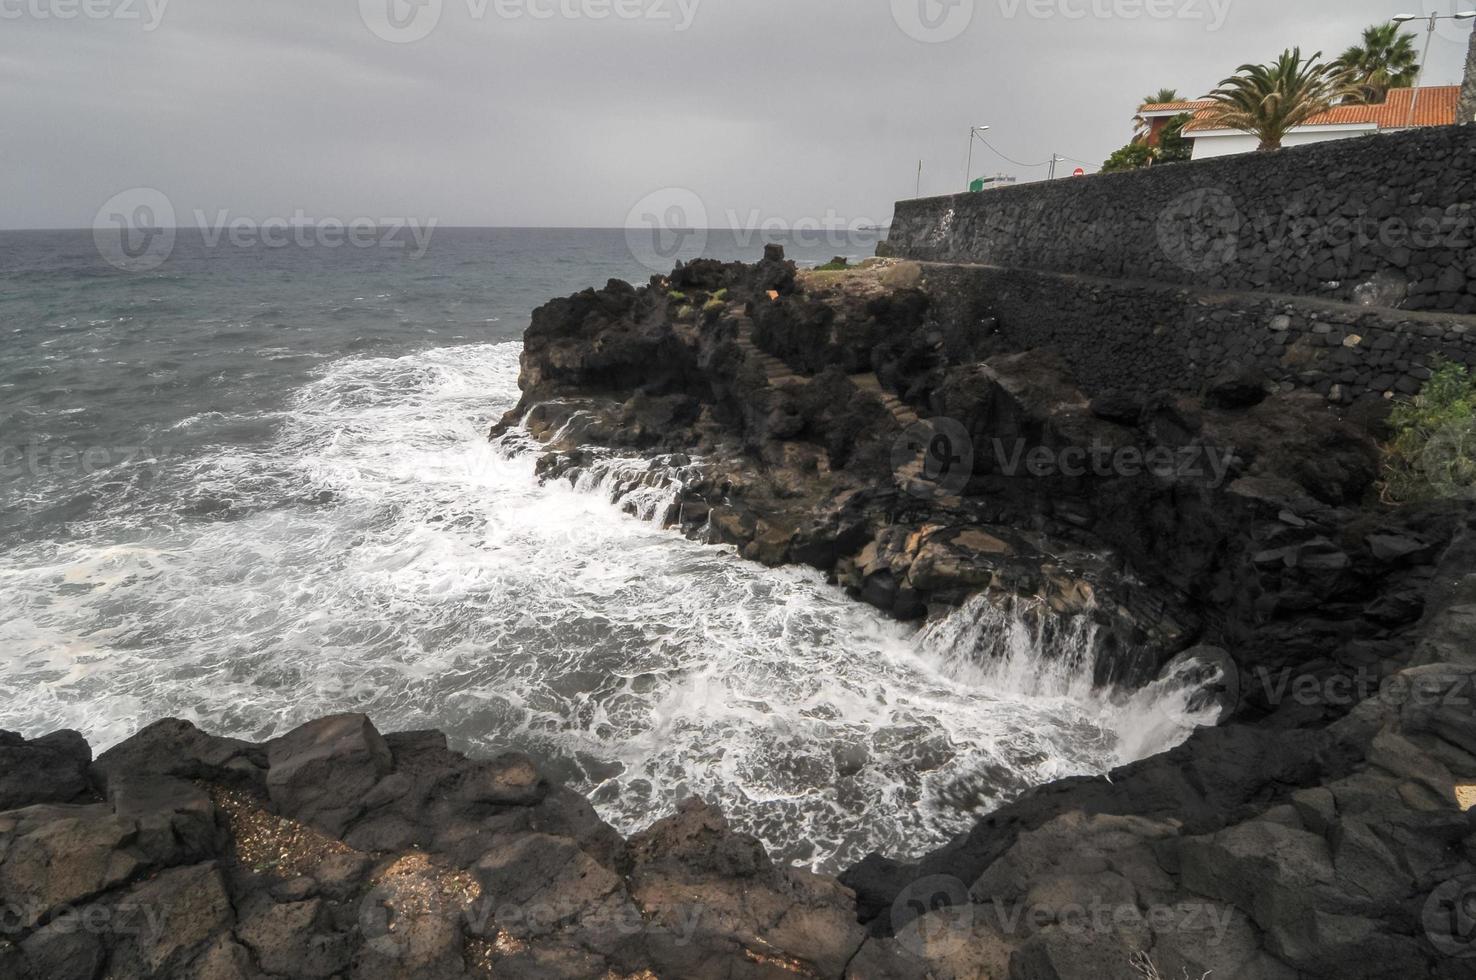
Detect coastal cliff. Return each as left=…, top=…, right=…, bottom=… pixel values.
left=4, top=249, right=1476, bottom=979
left=491, top=247, right=1476, bottom=977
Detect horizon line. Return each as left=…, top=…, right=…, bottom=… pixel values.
left=0, top=223, right=894, bottom=234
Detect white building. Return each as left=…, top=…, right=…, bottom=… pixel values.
left=1137, top=86, right=1462, bottom=160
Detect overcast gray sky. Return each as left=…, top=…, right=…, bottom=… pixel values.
left=3, top=0, right=1472, bottom=229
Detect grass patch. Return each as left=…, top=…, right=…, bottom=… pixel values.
left=1382, top=360, right=1476, bottom=503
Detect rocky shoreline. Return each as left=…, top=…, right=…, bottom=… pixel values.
left=5, top=249, right=1476, bottom=978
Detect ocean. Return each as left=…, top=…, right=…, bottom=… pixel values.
left=0, top=227, right=1204, bottom=872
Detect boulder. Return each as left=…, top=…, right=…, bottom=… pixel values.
left=0, top=805, right=143, bottom=929
left=103, top=864, right=236, bottom=978
left=93, top=718, right=267, bottom=793
left=627, top=798, right=867, bottom=979
left=0, top=730, right=92, bottom=811
left=235, top=896, right=351, bottom=978
left=267, top=714, right=394, bottom=836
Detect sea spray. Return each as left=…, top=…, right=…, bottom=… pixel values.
left=1, top=340, right=1220, bottom=873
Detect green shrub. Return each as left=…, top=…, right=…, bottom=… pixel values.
left=668, top=290, right=688, bottom=302
left=815, top=258, right=850, bottom=272
left=1101, top=141, right=1156, bottom=173
left=1157, top=112, right=1194, bottom=164
left=1383, top=360, right=1476, bottom=502
left=712, top=288, right=729, bottom=302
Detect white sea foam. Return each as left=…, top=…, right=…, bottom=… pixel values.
left=0, top=341, right=1216, bottom=871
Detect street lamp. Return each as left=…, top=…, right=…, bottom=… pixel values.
left=1392, top=11, right=1476, bottom=130
left=965, top=125, right=990, bottom=190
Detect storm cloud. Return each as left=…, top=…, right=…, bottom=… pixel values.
left=3, top=0, right=1472, bottom=230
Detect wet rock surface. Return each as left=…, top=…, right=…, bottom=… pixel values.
left=6, top=649, right=1476, bottom=979
left=0, top=716, right=868, bottom=979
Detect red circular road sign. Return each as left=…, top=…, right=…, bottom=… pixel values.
left=1073, top=167, right=1086, bottom=177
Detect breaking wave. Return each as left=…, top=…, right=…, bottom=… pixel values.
left=0, top=342, right=1216, bottom=872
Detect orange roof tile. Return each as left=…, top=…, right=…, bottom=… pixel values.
left=1138, top=100, right=1215, bottom=114
left=1366, top=86, right=1462, bottom=128
left=1182, top=86, right=1461, bottom=133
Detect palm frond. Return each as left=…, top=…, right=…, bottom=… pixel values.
left=1201, top=47, right=1355, bottom=151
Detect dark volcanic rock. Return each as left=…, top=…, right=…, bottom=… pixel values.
left=1088, top=389, right=1144, bottom=425
left=476, top=251, right=1476, bottom=979
left=6, top=253, right=1471, bottom=979
left=93, top=716, right=268, bottom=792
left=0, top=729, right=93, bottom=809
left=267, top=713, right=395, bottom=836
left=0, top=717, right=868, bottom=980
left=9, top=662, right=1472, bottom=980
left=1206, top=367, right=1270, bottom=410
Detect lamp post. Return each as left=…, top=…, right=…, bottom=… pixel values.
left=1392, top=10, right=1476, bottom=130
left=965, top=125, right=990, bottom=190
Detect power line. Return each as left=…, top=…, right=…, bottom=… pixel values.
left=980, top=136, right=1098, bottom=171
left=976, top=137, right=1093, bottom=172
left=975, top=135, right=1053, bottom=169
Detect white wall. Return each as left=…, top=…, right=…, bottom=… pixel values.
left=1190, top=132, right=1263, bottom=159
left=1190, top=126, right=1378, bottom=159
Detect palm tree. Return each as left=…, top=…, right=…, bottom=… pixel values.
left=1202, top=48, right=1353, bottom=152
left=1336, top=22, right=1420, bottom=104
left=1133, top=87, right=1183, bottom=141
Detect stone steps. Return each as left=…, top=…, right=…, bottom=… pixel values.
left=850, top=374, right=959, bottom=501
left=730, top=310, right=950, bottom=502
left=896, top=452, right=961, bottom=506
left=881, top=393, right=921, bottom=427
left=849, top=373, right=921, bottom=428
left=734, top=314, right=805, bottom=389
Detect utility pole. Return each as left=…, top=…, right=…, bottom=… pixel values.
left=1394, top=10, right=1476, bottom=130
left=965, top=125, right=990, bottom=189
left=916, top=160, right=922, bottom=198
left=1464, top=17, right=1476, bottom=123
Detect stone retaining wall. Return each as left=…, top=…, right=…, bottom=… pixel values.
left=884, top=124, right=1476, bottom=314
left=921, top=263, right=1476, bottom=405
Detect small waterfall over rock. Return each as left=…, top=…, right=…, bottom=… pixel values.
left=917, top=592, right=1104, bottom=702
left=917, top=592, right=1231, bottom=767
left=569, top=454, right=704, bottom=525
